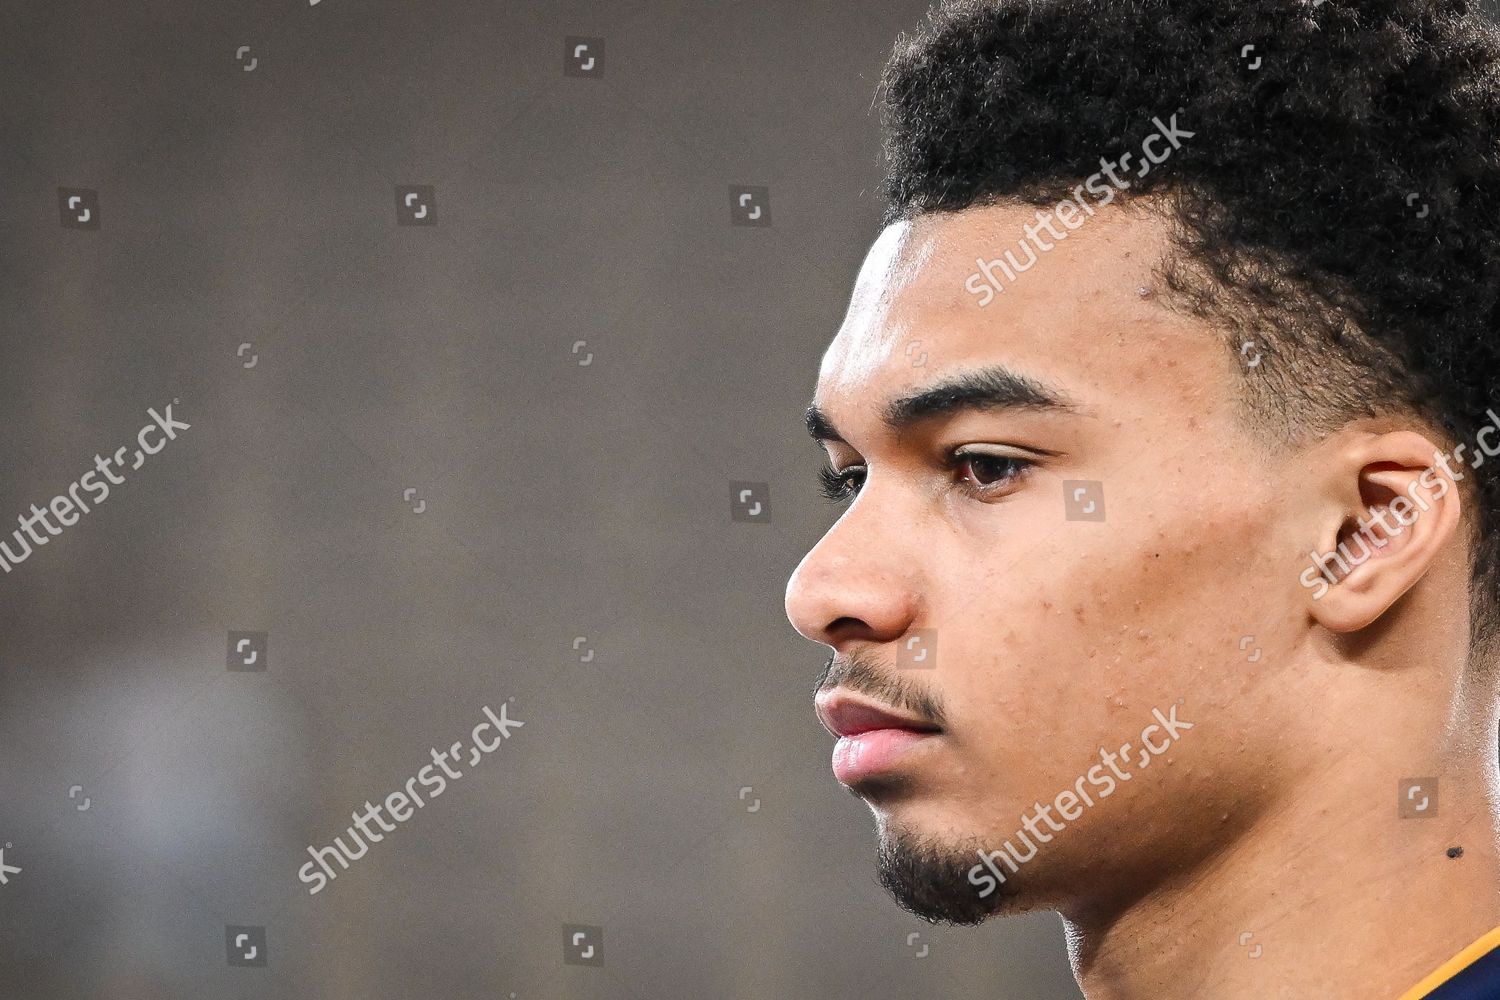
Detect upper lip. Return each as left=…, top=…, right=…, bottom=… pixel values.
left=814, top=690, right=942, bottom=739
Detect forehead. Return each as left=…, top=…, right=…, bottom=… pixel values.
left=815, top=203, right=1228, bottom=428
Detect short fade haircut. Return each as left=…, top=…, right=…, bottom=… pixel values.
left=879, top=0, right=1500, bottom=652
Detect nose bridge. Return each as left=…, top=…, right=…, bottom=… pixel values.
left=785, top=489, right=920, bottom=645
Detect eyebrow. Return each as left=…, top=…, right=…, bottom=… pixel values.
left=805, top=365, right=1076, bottom=444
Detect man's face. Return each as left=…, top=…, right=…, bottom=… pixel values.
left=785, top=202, right=1317, bottom=921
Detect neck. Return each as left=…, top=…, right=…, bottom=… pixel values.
left=1063, top=683, right=1500, bottom=999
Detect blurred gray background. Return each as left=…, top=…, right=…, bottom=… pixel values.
left=11, top=1, right=1493, bottom=998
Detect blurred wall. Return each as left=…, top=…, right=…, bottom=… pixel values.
left=0, top=1, right=1085, bottom=998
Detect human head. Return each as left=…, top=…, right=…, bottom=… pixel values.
left=786, top=0, right=1500, bottom=924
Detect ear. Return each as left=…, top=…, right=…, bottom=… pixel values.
left=1303, top=431, right=1463, bottom=633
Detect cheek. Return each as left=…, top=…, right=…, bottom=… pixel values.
left=934, top=486, right=1283, bottom=754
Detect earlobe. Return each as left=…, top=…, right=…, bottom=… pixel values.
left=1307, top=432, right=1463, bottom=634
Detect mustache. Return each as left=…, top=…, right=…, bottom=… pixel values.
left=814, top=648, right=947, bottom=729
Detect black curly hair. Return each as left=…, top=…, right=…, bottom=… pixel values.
left=879, top=0, right=1500, bottom=652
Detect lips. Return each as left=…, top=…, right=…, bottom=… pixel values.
left=815, top=692, right=941, bottom=786
left=816, top=696, right=940, bottom=739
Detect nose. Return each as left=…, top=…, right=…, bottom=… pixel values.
left=784, top=507, right=919, bottom=649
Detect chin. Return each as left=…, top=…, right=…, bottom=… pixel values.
left=872, top=819, right=1023, bottom=925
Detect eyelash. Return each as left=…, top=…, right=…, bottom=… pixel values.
left=817, top=451, right=1034, bottom=504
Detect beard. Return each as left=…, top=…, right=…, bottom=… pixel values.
left=875, top=822, right=1018, bottom=925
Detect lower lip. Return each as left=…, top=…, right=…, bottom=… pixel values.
left=831, top=729, right=936, bottom=784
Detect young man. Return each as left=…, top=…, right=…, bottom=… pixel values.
left=784, top=1, right=1500, bottom=996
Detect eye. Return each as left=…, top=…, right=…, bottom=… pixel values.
left=951, top=451, right=1033, bottom=494
left=816, top=450, right=1034, bottom=505
left=817, top=463, right=865, bottom=504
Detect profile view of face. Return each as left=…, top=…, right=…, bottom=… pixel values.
left=785, top=201, right=1325, bottom=923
